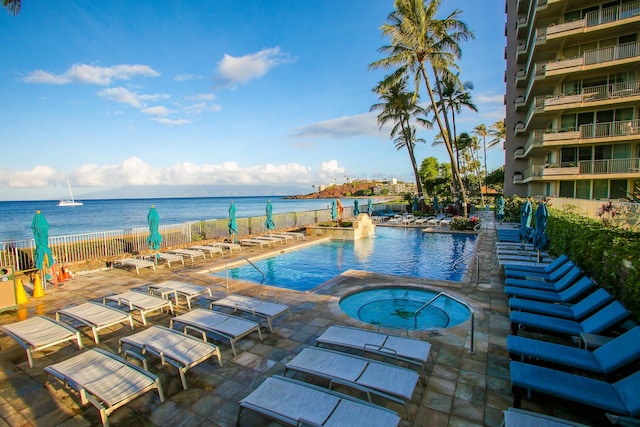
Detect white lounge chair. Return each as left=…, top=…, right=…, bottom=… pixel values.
left=252, top=236, right=284, bottom=246
left=167, top=249, right=206, bottom=262
left=118, top=325, right=222, bottom=390
left=56, top=302, right=134, bottom=344
left=284, top=347, right=420, bottom=417
left=147, top=252, right=184, bottom=268
left=239, top=239, right=270, bottom=248
left=170, top=308, right=263, bottom=356
left=315, top=325, right=431, bottom=377
left=114, top=258, right=156, bottom=274
left=209, top=294, right=292, bottom=333
left=426, top=214, right=446, bottom=226
left=44, top=348, right=165, bottom=427
left=238, top=376, right=401, bottom=427
left=208, top=242, right=242, bottom=253
left=148, top=280, right=212, bottom=309
left=0, top=316, right=83, bottom=368
left=103, top=291, right=174, bottom=325
left=268, top=233, right=294, bottom=242
left=189, top=245, right=224, bottom=258
left=277, top=231, right=305, bottom=240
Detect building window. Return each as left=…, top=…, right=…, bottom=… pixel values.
left=559, top=181, right=575, bottom=197
left=610, top=180, right=628, bottom=199
left=576, top=180, right=591, bottom=199
left=593, top=179, right=609, bottom=199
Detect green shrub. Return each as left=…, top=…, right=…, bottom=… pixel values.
left=449, top=216, right=481, bottom=231
left=547, top=208, right=640, bottom=320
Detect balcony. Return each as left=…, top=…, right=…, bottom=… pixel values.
left=526, top=158, right=640, bottom=181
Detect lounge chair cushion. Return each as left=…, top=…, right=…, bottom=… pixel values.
left=505, top=276, right=595, bottom=303
left=504, top=265, right=582, bottom=291
left=510, top=361, right=640, bottom=416
left=508, top=288, right=613, bottom=320
left=504, top=254, right=570, bottom=276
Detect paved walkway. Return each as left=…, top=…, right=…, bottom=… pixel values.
left=0, top=212, right=605, bottom=426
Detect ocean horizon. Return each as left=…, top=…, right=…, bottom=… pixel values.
left=0, top=195, right=378, bottom=242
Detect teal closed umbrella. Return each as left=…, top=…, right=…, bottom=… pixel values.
left=265, top=200, right=275, bottom=234
left=433, top=195, right=439, bottom=213
left=496, top=196, right=505, bottom=223
left=367, top=198, right=373, bottom=216
left=331, top=199, right=338, bottom=223
left=532, top=203, right=549, bottom=261
left=354, top=199, right=360, bottom=216
left=413, top=196, right=419, bottom=212
left=228, top=202, right=238, bottom=242
left=147, top=205, right=162, bottom=259
left=519, top=200, right=533, bottom=243
left=31, top=210, right=55, bottom=271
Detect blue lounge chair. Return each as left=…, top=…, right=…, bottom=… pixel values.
left=508, top=327, right=640, bottom=376
left=508, top=288, right=614, bottom=320
left=504, top=258, right=574, bottom=280
left=504, top=265, right=582, bottom=291
left=510, top=300, right=630, bottom=337
left=505, top=275, right=595, bottom=303
left=510, top=361, right=640, bottom=417
left=503, top=254, right=570, bottom=275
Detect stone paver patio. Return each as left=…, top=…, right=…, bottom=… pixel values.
left=0, top=211, right=609, bottom=426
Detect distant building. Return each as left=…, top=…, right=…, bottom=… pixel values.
left=505, top=0, right=640, bottom=200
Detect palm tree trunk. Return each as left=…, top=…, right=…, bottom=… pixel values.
left=419, top=65, right=468, bottom=216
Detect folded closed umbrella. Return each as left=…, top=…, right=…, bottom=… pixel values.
left=354, top=199, right=360, bottom=216
left=367, top=198, right=373, bottom=216
left=413, top=196, right=419, bottom=212
left=31, top=210, right=54, bottom=271
left=147, top=205, right=162, bottom=257
left=228, top=202, right=238, bottom=242
left=496, top=196, right=505, bottom=222
left=265, top=200, right=275, bottom=234
left=331, top=199, right=337, bottom=222
left=533, top=203, right=549, bottom=261
left=433, top=195, right=439, bottom=213
left=519, top=200, right=533, bottom=243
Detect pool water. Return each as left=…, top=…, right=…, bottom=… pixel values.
left=339, top=287, right=471, bottom=330
left=213, top=227, right=476, bottom=292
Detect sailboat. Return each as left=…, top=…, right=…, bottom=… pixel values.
left=58, top=180, right=83, bottom=206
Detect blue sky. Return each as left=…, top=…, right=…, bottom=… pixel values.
left=0, top=0, right=506, bottom=201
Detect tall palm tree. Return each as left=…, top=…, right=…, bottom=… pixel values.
left=370, top=0, right=474, bottom=215
left=488, top=119, right=506, bottom=148
left=2, top=0, right=20, bottom=15
left=370, top=75, right=427, bottom=207
left=473, top=123, right=488, bottom=203
left=437, top=75, right=477, bottom=171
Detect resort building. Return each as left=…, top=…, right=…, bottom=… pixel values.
left=504, top=0, right=640, bottom=199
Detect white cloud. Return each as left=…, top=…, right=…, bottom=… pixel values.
left=186, top=93, right=216, bottom=101
left=141, top=106, right=172, bottom=116
left=23, top=63, right=160, bottom=85
left=152, top=117, right=191, bottom=125
left=0, top=165, right=59, bottom=187
left=174, top=73, right=202, bottom=81
left=97, top=87, right=169, bottom=108
left=184, top=102, right=221, bottom=114
left=215, top=47, right=296, bottom=87
left=292, top=112, right=389, bottom=139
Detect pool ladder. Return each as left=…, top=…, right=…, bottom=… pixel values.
left=453, top=252, right=480, bottom=286
left=224, top=258, right=265, bottom=290
left=413, top=292, right=475, bottom=354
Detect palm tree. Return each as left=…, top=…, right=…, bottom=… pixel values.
left=473, top=123, right=488, bottom=204
left=2, top=0, right=20, bottom=15
left=488, top=119, right=506, bottom=148
left=370, top=75, right=427, bottom=207
left=437, top=75, right=477, bottom=171
left=370, top=0, right=474, bottom=215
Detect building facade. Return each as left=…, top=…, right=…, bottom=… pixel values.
left=505, top=0, right=640, bottom=200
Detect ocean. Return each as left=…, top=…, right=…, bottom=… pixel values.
left=0, top=196, right=346, bottom=242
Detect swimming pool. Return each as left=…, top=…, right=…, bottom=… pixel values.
left=213, top=227, right=477, bottom=292
left=339, top=287, right=471, bottom=330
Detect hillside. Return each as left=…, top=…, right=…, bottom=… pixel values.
left=287, top=181, right=378, bottom=199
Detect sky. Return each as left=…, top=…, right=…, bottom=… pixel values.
left=0, top=0, right=506, bottom=201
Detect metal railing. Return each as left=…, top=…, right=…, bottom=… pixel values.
left=412, top=292, right=475, bottom=354
left=225, top=257, right=265, bottom=290
left=452, top=252, right=480, bottom=286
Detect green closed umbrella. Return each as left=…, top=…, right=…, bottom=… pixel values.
left=354, top=199, right=360, bottom=216
left=228, top=202, right=238, bottom=242
left=331, top=199, right=338, bottom=223
left=31, top=210, right=55, bottom=271
left=265, top=200, right=275, bottom=234
left=532, top=203, right=549, bottom=262
left=147, top=205, right=162, bottom=260
left=367, top=198, right=373, bottom=216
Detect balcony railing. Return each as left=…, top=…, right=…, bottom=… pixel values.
left=581, top=119, right=640, bottom=140
left=584, top=40, right=640, bottom=65
left=525, top=158, right=640, bottom=179
left=586, top=1, right=640, bottom=27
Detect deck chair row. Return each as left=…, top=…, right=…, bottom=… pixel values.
left=238, top=324, right=433, bottom=426
left=501, top=251, right=640, bottom=418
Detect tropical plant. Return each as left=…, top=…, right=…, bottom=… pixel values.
left=488, top=118, right=505, bottom=148
left=2, top=0, right=20, bottom=15
left=370, top=0, right=474, bottom=216
left=371, top=75, right=427, bottom=209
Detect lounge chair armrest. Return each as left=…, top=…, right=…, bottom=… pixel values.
left=363, top=343, right=398, bottom=359
left=183, top=325, right=208, bottom=342
left=122, top=349, right=148, bottom=371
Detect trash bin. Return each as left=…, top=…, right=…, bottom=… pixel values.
left=0, top=266, right=17, bottom=312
